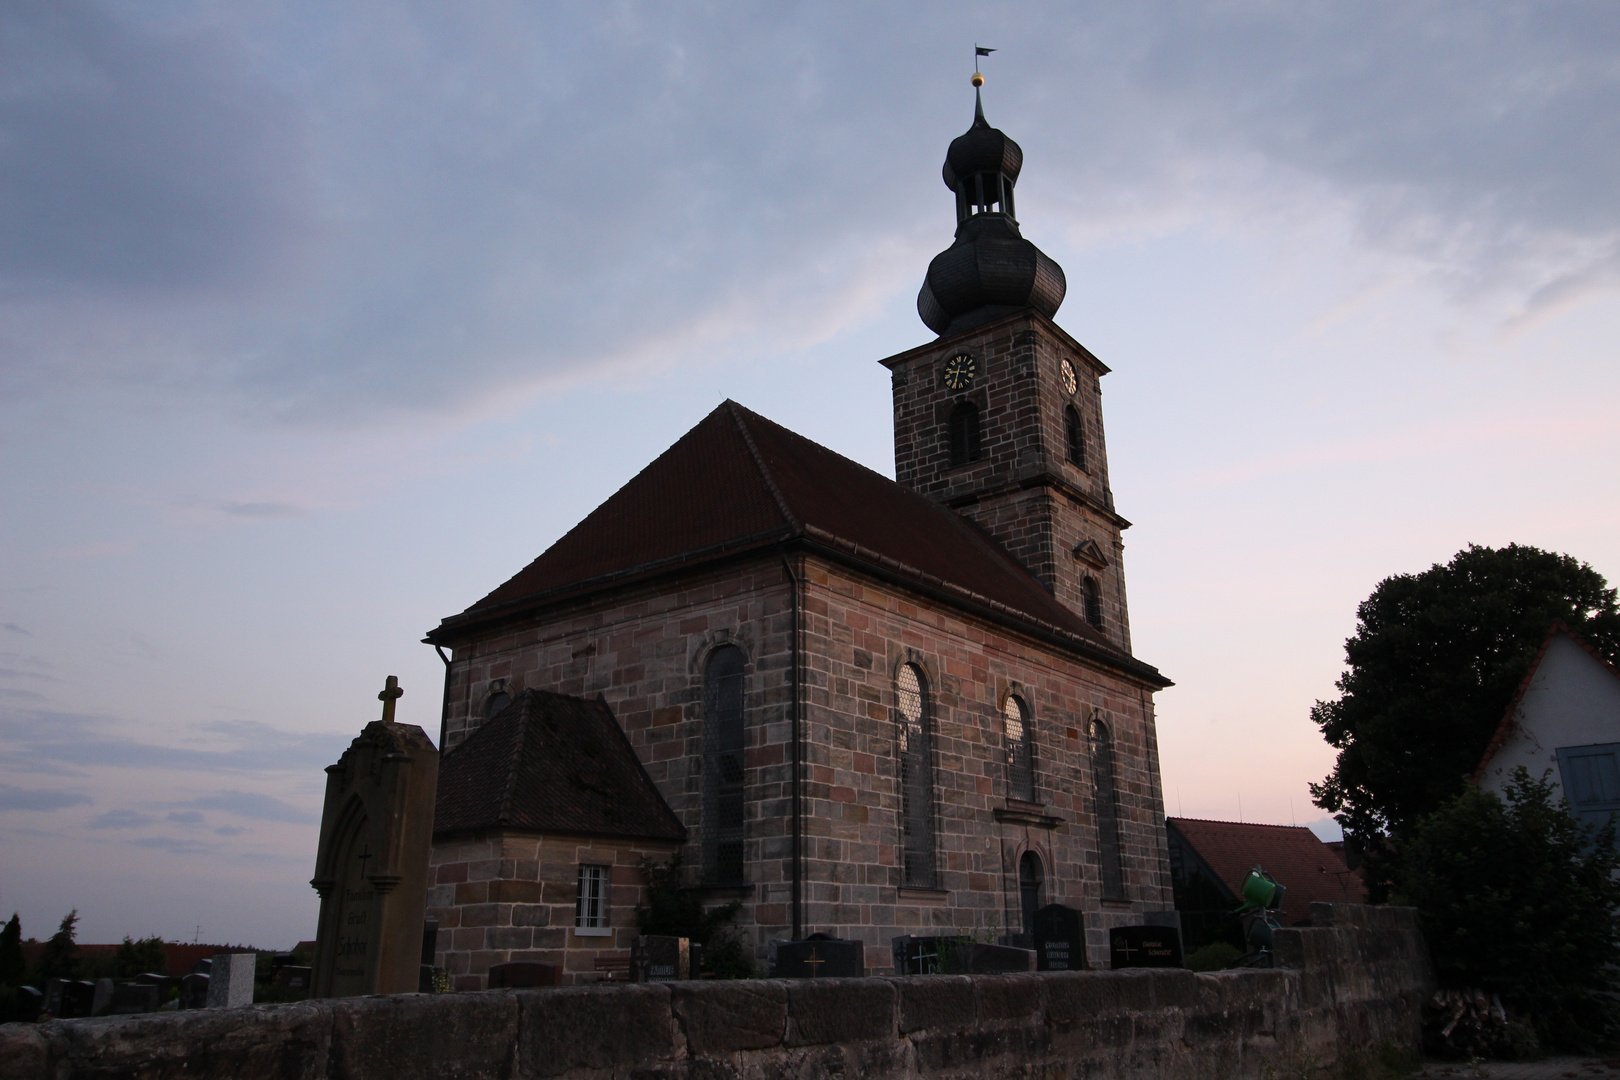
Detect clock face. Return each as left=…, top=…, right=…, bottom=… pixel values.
left=1059, top=358, right=1078, bottom=396
left=942, top=353, right=977, bottom=391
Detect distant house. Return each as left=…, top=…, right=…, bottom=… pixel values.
left=1165, top=818, right=1364, bottom=945
left=1473, top=621, right=1620, bottom=836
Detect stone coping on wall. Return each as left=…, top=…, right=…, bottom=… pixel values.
left=0, top=904, right=1434, bottom=1080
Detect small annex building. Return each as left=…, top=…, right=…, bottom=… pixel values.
left=1473, top=621, right=1620, bottom=836
left=1165, top=817, right=1364, bottom=947
left=431, top=689, right=685, bottom=987
left=422, top=90, right=1177, bottom=986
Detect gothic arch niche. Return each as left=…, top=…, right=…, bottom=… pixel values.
left=482, top=678, right=511, bottom=721
left=702, top=643, right=747, bottom=884
left=1018, top=849, right=1046, bottom=937
left=1000, top=836, right=1052, bottom=940
left=688, top=627, right=754, bottom=675
left=1089, top=713, right=1127, bottom=900
left=894, top=661, right=937, bottom=888
left=315, top=795, right=380, bottom=997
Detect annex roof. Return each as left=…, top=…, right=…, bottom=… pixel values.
left=427, top=400, right=1167, bottom=687
left=1472, top=620, right=1620, bottom=785
left=434, top=689, right=685, bottom=843
left=1166, top=817, right=1364, bottom=926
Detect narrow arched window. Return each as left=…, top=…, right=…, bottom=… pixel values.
left=896, top=664, right=936, bottom=888
left=948, top=401, right=981, bottom=468
left=1065, top=405, right=1086, bottom=470
left=1004, top=695, right=1035, bottom=802
left=1018, top=851, right=1045, bottom=936
left=1090, top=717, right=1126, bottom=899
left=1082, top=578, right=1104, bottom=629
left=484, top=690, right=512, bottom=720
left=703, top=646, right=746, bottom=883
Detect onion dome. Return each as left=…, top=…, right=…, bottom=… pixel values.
left=918, top=90, right=1066, bottom=337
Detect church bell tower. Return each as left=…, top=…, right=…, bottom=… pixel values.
left=881, top=88, right=1135, bottom=652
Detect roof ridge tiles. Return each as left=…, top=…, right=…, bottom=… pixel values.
left=726, top=400, right=803, bottom=534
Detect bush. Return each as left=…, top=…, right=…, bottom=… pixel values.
left=0, top=915, right=24, bottom=987
left=1185, top=942, right=1241, bottom=972
left=114, top=935, right=169, bottom=978
left=32, top=910, right=80, bottom=984
left=1392, top=769, right=1620, bottom=1051
left=634, top=855, right=753, bottom=977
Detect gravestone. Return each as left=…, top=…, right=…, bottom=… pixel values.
left=1109, top=924, right=1184, bottom=970
left=943, top=941, right=1034, bottom=974
left=487, top=961, right=558, bottom=988
left=91, top=978, right=115, bottom=1016
left=631, top=935, right=689, bottom=982
left=57, top=980, right=95, bottom=1018
left=12, top=986, right=42, bottom=1023
left=273, top=965, right=313, bottom=991
left=310, top=676, right=439, bottom=998
left=109, top=981, right=166, bottom=1014
left=41, top=979, right=64, bottom=1016
left=1033, top=903, right=1084, bottom=971
left=205, top=952, right=256, bottom=1008
left=178, top=973, right=210, bottom=1009
left=892, top=935, right=961, bottom=975
left=191, top=958, right=212, bottom=975
left=772, top=934, right=863, bottom=978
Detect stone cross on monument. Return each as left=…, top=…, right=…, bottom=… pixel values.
left=310, top=676, right=439, bottom=998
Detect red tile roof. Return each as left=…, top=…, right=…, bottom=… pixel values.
left=1166, top=817, right=1364, bottom=925
left=434, top=689, right=686, bottom=842
left=427, top=400, right=1167, bottom=687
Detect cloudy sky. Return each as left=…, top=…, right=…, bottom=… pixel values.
left=3, top=1, right=1618, bottom=947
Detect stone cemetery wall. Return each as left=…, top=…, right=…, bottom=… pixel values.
left=0, top=904, right=1434, bottom=1080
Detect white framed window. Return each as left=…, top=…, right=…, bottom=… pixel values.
left=574, top=864, right=612, bottom=935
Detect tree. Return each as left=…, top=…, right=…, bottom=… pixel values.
left=1392, top=770, right=1620, bottom=1051
left=0, top=915, right=24, bottom=987
left=113, top=935, right=169, bottom=978
left=634, top=855, right=751, bottom=977
left=1310, top=544, right=1620, bottom=842
left=34, top=910, right=80, bottom=983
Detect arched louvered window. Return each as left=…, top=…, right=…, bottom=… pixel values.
left=484, top=690, right=512, bottom=720
left=896, top=664, right=936, bottom=888
left=1082, top=577, right=1104, bottom=629
left=702, top=646, right=746, bottom=883
left=1018, top=850, right=1045, bottom=936
left=948, top=400, right=982, bottom=468
left=1065, top=405, right=1086, bottom=470
left=1090, top=717, right=1126, bottom=899
left=1003, top=695, right=1036, bottom=802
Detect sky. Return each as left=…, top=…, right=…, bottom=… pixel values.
left=3, top=1, right=1618, bottom=948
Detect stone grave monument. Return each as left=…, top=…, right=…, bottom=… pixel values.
left=205, top=952, right=257, bottom=1008
left=1108, top=924, right=1184, bottom=970
left=1033, top=903, right=1084, bottom=971
left=772, top=933, right=863, bottom=978
left=631, top=936, right=690, bottom=982
left=178, top=973, right=209, bottom=1009
left=310, top=676, right=440, bottom=998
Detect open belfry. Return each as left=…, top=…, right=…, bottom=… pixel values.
left=423, top=83, right=1174, bottom=987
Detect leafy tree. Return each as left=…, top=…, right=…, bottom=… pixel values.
left=634, top=855, right=751, bottom=977
left=0, top=914, right=24, bottom=987
left=1392, top=770, right=1620, bottom=1051
left=33, top=909, right=81, bottom=983
left=113, top=935, right=169, bottom=978
left=1311, top=544, right=1620, bottom=844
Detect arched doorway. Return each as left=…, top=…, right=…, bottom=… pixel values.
left=1018, top=850, right=1045, bottom=937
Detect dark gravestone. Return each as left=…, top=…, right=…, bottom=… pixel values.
left=419, top=917, right=440, bottom=992
left=631, top=935, right=690, bottom=982
left=487, top=961, right=559, bottom=988
left=943, top=941, right=1034, bottom=974
left=13, top=986, right=42, bottom=1023
left=42, top=979, right=65, bottom=1016
left=310, top=676, right=439, bottom=998
left=91, top=978, right=115, bottom=1016
left=773, top=934, right=863, bottom=978
left=178, top=972, right=210, bottom=1009
left=274, top=965, right=313, bottom=991
left=58, top=980, right=96, bottom=1019
left=1109, top=924, right=1184, bottom=970
left=109, top=981, right=165, bottom=1015
left=191, top=958, right=213, bottom=975
left=892, top=935, right=961, bottom=975
left=1033, top=903, right=1084, bottom=971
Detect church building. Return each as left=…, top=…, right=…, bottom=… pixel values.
left=425, top=89, right=1174, bottom=986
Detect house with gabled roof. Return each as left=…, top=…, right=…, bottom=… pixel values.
left=421, top=91, right=1175, bottom=986
left=1473, top=621, right=1620, bottom=836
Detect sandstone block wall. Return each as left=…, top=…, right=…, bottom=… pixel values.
left=0, top=904, right=1435, bottom=1080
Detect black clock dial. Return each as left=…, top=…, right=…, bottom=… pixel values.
left=942, top=353, right=977, bottom=391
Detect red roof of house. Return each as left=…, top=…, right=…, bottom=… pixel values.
left=1167, top=817, right=1364, bottom=925
left=1472, top=620, right=1620, bottom=785
left=17, top=942, right=256, bottom=980
left=426, top=400, right=1168, bottom=688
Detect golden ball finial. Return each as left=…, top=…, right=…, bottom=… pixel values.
left=971, top=72, right=984, bottom=88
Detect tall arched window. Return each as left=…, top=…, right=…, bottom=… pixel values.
left=702, top=646, right=746, bottom=883
left=1082, top=577, right=1104, bottom=629
left=484, top=689, right=512, bottom=721
left=948, top=401, right=982, bottom=468
left=1018, top=850, right=1045, bottom=936
left=1003, top=695, right=1036, bottom=802
left=1065, top=405, right=1086, bottom=470
left=1090, top=717, right=1126, bottom=899
left=896, top=664, right=936, bottom=888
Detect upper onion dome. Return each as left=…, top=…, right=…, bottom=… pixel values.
left=918, top=90, right=1065, bottom=337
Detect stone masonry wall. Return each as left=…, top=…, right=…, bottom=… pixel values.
left=0, top=904, right=1435, bottom=1080
left=434, top=548, right=1171, bottom=982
